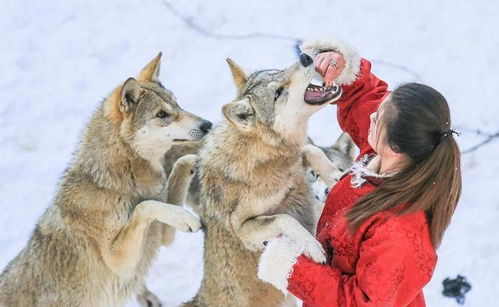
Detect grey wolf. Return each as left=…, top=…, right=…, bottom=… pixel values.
left=0, top=53, right=211, bottom=307
left=181, top=54, right=343, bottom=306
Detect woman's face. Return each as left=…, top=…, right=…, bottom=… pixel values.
left=367, top=94, right=391, bottom=153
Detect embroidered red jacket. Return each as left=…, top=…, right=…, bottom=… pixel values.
left=287, top=59, right=437, bottom=306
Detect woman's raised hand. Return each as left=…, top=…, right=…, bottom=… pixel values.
left=314, top=51, right=345, bottom=87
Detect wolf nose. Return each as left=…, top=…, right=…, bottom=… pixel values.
left=200, top=120, right=213, bottom=133
left=299, top=53, right=313, bottom=67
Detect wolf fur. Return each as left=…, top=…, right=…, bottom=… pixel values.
left=303, top=132, right=356, bottom=222
left=0, top=53, right=210, bottom=307
left=177, top=50, right=346, bottom=306
left=168, top=132, right=356, bottom=219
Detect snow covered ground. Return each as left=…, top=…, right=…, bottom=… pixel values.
left=1, top=0, right=498, bottom=306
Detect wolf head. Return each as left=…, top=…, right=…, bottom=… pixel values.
left=104, top=53, right=212, bottom=169
left=222, top=54, right=341, bottom=146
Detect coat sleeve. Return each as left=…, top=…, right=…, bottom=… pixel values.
left=333, top=59, right=390, bottom=155
left=287, top=214, right=437, bottom=307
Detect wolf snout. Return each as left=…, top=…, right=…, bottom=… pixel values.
left=299, top=53, right=313, bottom=67
left=199, top=120, right=213, bottom=134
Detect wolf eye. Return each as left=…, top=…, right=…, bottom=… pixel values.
left=274, top=87, right=284, bottom=101
left=157, top=111, right=168, bottom=118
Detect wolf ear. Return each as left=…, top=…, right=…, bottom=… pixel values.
left=333, top=132, right=356, bottom=160
left=120, top=78, right=141, bottom=113
left=138, top=52, right=162, bottom=82
left=226, top=58, right=248, bottom=95
left=222, top=98, right=254, bottom=131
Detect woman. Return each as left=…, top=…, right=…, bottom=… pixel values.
left=258, top=39, right=462, bottom=306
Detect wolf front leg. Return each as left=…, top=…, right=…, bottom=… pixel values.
left=165, top=154, right=198, bottom=204
left=101, top=200, right=201, bottom=278
left=303, top=144, right=343, bottom=187
left=235, top=214, right=326, bottom=263
left=159, top=154, right=198, bottom=246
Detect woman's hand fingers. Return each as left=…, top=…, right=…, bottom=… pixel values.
left=324, top=54, right=346, bottom=86
left=319, top=53, right=333, bottom=77
left=324, top=65, right=339, bottom=86
left=314, top=53, right=327, bottom=75
left=314, top=51, right=346, bottom=85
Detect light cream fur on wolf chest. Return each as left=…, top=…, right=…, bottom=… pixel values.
left=0, top=53, right=212, bottom=307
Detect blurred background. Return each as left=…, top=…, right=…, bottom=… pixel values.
left=0, top=0, right=497, bottom=306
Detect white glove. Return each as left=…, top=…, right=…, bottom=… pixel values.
left=257, top=236, right=304, bottom=295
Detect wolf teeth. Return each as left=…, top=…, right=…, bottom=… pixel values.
left=306, top=86, right=328, bottom=92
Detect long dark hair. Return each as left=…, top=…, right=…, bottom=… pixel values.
left=347, top=83, right=462, bottom=247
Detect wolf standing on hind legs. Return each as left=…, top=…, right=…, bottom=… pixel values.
left=183, top=48, right=344, bottom=306
left=0, top=53, right=211, bottom=307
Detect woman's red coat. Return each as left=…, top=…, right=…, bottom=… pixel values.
left=287, top=59, right=437, bottom=307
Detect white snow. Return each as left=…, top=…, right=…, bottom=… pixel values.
left=1, top=0, right=498, bottom=306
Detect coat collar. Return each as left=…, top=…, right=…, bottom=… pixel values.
left=345, top=154, right=395, bottom=188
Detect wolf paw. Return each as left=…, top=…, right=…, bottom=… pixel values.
left=136, top=288, right=162, bottom=307
left=175, top=154, right=198, bottom=175
left=137, top=201, right=201, bottom=232
left=164, top=206, right=201, bottom=233
left=302, top=238, right=327, bottom=264
left=288, top=229, right=326, bottom=263
left=278, top=215, right=327, bottom=263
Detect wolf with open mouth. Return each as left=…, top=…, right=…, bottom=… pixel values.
left=180, top=39, right=359, bottom=306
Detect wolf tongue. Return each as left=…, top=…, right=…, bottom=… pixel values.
left=305, top=90, right=327, bottom=101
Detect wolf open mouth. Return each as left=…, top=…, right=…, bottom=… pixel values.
left=304, top=77, right=342, bottom=105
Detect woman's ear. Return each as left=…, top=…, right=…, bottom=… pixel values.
left=222, top=98, right=254, bottom=131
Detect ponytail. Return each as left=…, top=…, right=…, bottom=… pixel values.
left=347, top=83, right=462, bottom=247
